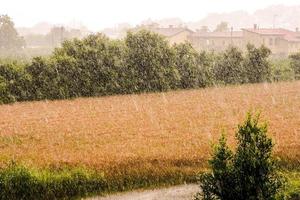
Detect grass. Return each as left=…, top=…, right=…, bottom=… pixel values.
left=0, top=81, right=300, bottom=198
left=0, top=162, right=199, bottom=199
left=285, top=171, right=300, bottom=199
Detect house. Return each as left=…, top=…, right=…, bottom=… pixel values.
left=188, top=30, right=244, bottom=52
left=242, top=25, right=300, bottom=56
left=134, top=23, right=194, bottom=44
left=133, top=23, right=300, bottom=56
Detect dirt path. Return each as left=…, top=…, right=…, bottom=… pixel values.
left=86, top=184, right=199, bottom=200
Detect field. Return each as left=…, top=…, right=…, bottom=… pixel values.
left=0, top=81, right=300, bottom=198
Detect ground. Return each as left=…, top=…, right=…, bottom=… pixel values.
left=87, top=184, right=199, bottom=200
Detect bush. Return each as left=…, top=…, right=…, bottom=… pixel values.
left=0, top=162, right=105, bottom=200
left=195, top=113, right=285, bottom=200
left=289, top=53, right=300, bottom=80
left=243, top=44, right=272, bottom=83
left=173, top=42, right=204, bottom=88
left=271, top=59, right=295, bottom=82
left=0, top=61, right=30, bottom=104
left=213, top=46, right=245, bottom=84
left=0, top=30, right=276, bottom=105
left=124, top=30, right=180, bottom=92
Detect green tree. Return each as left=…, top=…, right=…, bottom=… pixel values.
left=270, top=59, right=295, bottom=82
left=124, top=30, right=180, bottom=92
left=0, top=15, right=25, bottom=52
left=195, top=113, right=284, bottom=200
left=174, top=42, right=204, bottom=89
left=25, top=57, right=63, bottom=100
left=243, top=44, right=272, bottom=83
left=214, top=46, right=245, bottom=84
left=51, top=34, right=124, bottom=97
left=0, top=61, right=30, bottom=103
left=289, top=52, right=300, bottom=79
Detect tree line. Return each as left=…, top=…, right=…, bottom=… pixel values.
left=1, top=30, right=300, bottom=104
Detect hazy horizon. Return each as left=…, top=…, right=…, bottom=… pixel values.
left=1, top=0, right=300, bottom=31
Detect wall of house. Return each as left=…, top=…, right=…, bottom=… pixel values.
left=187, top=30, right=300, bottom=56
left=188, top=36, right=207, bottom=51
left=261, top=35, right=284, bottom=54
left=287, top=42, right=300, bottom=54
left=243, top=31, right=264, bottom=47
left=168, top=31, right=191, bottom=44
left=242, top=31, right=293, bottom=55
left=189, top=36, right=244, bottom=52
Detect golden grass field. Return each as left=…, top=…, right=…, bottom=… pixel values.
left=0, top=81, right=299, bottom=174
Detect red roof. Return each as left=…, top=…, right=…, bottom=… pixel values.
left=243, top=28, right=300, bottom=42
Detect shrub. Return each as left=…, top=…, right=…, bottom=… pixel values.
left=195, top=113, right=285, bottom=200
left=271, top=59, right=295, bottom=82
left=0, top=61, right=30, bottom=103
left=213, top=46, right=245, bottom=85
left=289, top=53, right=300, bottom=80
left=243, top=44, right=272, bottom=83
left=0, top=162, right=105, bottom=200
left=124, top=30, right=180, bottom=92
left=0, top=31, right=276, bottom=105
left=52, top=34, right=125, bottom=97
left=174, top=42, right=204, bottom=89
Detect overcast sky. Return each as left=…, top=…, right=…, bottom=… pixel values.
left=1, top=0, right=300, bottom=31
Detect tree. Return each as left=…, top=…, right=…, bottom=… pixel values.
left=51, top=33, right=124, bottom=97
left=174, top=42, right=204, bottom=89
left=0, top=61, right=30, bottom=103
left=213, top=46, right=245, bottom=84
left=195, top=113, right=284, bottom=200
left=214, top=22, right=229, bottom=32
left=124, top=30, right=180, bottom=92
left=243, top=44, right=272, bottom=83
left=0, top=15, right=25, bottom=52
left=289, top=52, right=300, bottom=79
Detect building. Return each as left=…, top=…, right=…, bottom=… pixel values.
left=188, top=25, right=300, bottom=56
left=188, top=30, right=244, bottom=52
left=133, top=23, right=300, bottom=56
left=134, top=23, right=194, bottom=44
left=242, top=25, right=300, bottom=56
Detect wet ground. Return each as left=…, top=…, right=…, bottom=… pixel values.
left=86, top=184, right=199, bottom=200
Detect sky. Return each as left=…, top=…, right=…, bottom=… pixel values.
left=1, top=0, right=300, bottom=31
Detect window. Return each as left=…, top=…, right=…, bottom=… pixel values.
left=275, top=38, right=279, bottom=45
left=269, top=38, right=273, bottom=46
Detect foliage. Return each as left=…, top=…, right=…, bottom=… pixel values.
left=271, top=59, right=295, bottom=82
left=124, top=30, right=180, bottom=92
left=289, top=53, right=300, bottom=79
left=195, top=113, right=285, bottom=200
left=0, top=15, right=25, bottom=56
left=214, top=46, right=245, bottom=84
left=0, top=162, right=105, bottom=200
left=0, top=161, right=198, bottom=200
left=174, top=42, right=208, bottom=88
left=0, top=61, right=30, bottom=103
left=51, top=34, right=124, bottom=97
left=243, top=44, right=272, bottom=83
left=0, top=29, right=279, bottom=104
left=284, top=172, right=300, bottom=200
